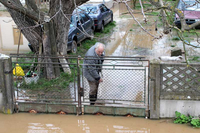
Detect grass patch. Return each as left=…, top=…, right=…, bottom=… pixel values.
left=120, top=14, right=131, bottom=19
left=172, top=36, right=180, bottom=41
left=135, top=3, right=152, bottom=9
left=70, top=21, right=116, bottom=57
left=188, top=56, right=200, bottom=62
left=145, top=12, right=160, bottom=16
left=19, top=72, right=74, bottom=92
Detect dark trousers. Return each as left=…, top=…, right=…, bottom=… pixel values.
left=88, top=81, right=99, bottom=105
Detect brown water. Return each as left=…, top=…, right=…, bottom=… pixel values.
left=0, top=113, right=199, bottom=133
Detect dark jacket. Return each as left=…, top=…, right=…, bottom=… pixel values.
left=83, top=44, right=104, bottom=82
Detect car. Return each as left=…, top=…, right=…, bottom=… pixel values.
left=28, top=11, right=94, bottom=54
left=175, top=0, right=200, bottom=28
left=67, top=10, right=95, bottom=53
left=79, top=3, right=113, bottom=31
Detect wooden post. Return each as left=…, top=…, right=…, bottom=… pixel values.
left=0, top=58, right=14, bottom=114
left=149, top=61, right=161, bottom=119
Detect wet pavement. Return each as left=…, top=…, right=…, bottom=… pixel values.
left=103, top=2, right=200, bottom=60
left=0, top=113, right=199, bottom=133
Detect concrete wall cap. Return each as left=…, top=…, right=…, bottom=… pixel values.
left=0, top=53, right=10, bottom=59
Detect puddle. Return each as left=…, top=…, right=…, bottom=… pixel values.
left=0, top=113, right=199, bottom=133
left=105, top=3, right=200, bottom=60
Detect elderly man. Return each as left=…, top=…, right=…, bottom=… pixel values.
left=83, top=42, right=105, bottom=105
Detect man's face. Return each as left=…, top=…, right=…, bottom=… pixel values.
left=95, top=47, right=104, bottom=56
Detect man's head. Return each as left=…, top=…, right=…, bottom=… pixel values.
left=95, top=42, right=105, bottom=56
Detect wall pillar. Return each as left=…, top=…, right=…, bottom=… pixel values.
left=0, top=57, right=14, bottom=114
left=149, top=61, right=161, bottom=119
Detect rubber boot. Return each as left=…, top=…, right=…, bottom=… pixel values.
left=89, top=95, right=96, bottom=105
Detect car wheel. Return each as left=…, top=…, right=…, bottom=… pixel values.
left=100, top=23, right=104, bottom=32
left=90, top=29, right=94, bottom=40
left=71, top=40, right=77, bottom=53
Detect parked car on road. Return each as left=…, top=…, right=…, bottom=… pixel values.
left=79, top=3, right=113, bottom=31
left=175, top=0, right=200, bottom=28
left=67, top=10, right=94, bottom=53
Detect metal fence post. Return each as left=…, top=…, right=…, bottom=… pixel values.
left=0, top=59, right=4, bottom=113
left=77, top=56, right=82, bottom=115
left=0, top=58, right=14, bottom=114
left=149, top=61, right=161, bottom=119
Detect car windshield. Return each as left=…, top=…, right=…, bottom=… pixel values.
left=178, top=0, right=200, bottom=10
left=70, top=15, right=76, bottom=27
left=80, top=6, right=98, bottom=14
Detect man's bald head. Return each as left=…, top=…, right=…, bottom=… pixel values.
left=95, top=42, right=105, bottom=56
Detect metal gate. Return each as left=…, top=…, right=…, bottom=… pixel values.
left=11, top=54, right=79, bottom=114
left=11, top=54, right=149, bottom=116
left=80, top=56, right=149, bottom=117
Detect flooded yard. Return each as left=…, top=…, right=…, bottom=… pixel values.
left=1, top=2, right=200, bottom=133
left=104, top=2, right=200, bottom=61
left=0, top=113, right=199, bottom=133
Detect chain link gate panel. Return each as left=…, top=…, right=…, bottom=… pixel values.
left=11, top=54, right=79, bottom=114
left=80, top=56, right=149, bottom=117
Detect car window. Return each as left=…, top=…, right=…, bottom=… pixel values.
left=80, top=13, right=89, bottom=22
left=80, top=6, right=98, bottom=14
left=99, top=5, right=105, bottom=12
left=76, top=15, right=84, bottom=24
left=178, top=0, right=200, bottom=10
left=102, top=5, right=108, bottom=11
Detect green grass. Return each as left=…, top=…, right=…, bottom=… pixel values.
left=188, top=56, right=200, bottom=62
left=70, top=21, right=116, bottom=57
left=120, top=14, right=132, bottom=19
left=135, top=3, right=152, bottom=9
left=145, top=12, right=160, bottom=16
left=172, top=36, right=180, bottom=41
left=19, top=72, right=74, bottom=92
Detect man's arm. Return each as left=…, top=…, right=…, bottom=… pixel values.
left=86, top=58, right=101, bottom=81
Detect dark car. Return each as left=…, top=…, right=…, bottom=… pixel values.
left=28, top=11, right=94, bottom=54
left=79, top=3, right=113, bottom=31
left=67, top=10, right=94, bottom=53
left=175, top=0, right=200, bottom=28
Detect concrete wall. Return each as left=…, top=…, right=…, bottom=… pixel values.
left=0, top=17, right=30, bottom=54
left=160, top=100, right=200, bottom=118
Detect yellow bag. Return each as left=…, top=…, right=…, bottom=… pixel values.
left=13, top=64, right=25, bottom=76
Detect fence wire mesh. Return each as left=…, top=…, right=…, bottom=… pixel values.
left=160, top=63, right=200, bottom=100
left=10, top=54, right=149, bottom=108
left=81, top=58, right=149, bottom=106
left=11, top=54, right=78, bottom=103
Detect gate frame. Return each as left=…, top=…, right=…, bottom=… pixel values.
left=3, top=55, right=150, bottom=117
left=78, top=56, right=150, bottom=117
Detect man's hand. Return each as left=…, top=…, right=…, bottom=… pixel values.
left=99, top=78, right=103, bottom=83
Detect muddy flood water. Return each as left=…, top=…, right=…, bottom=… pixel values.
left=0, top=113, right=199, bottom=133
left=1, top=2, right=200, bottom=133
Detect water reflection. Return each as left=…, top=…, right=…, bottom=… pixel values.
left=28, top=123, right=65, bottom=133
left=77, top=119, right=150, bottom=133
left=0, top=113, right=199, bottom=133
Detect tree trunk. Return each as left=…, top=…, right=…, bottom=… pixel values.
left=43, top=22, right=55, bottom=79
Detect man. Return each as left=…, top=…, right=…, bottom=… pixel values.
left=83, top=42, right=105, bottom=105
